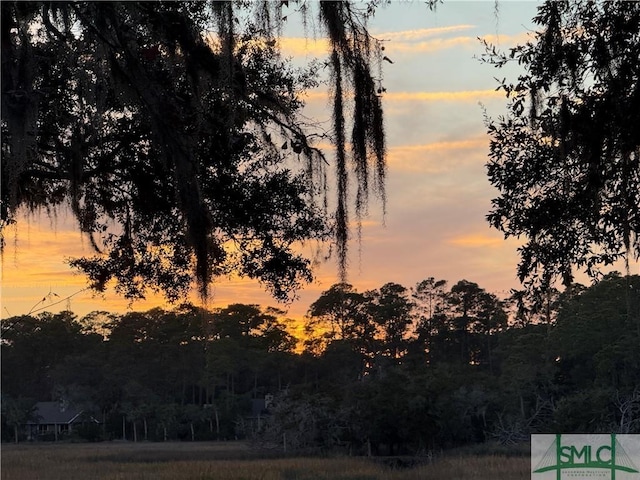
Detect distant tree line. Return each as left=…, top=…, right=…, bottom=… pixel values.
left=2, top=273, right=639, bottom=451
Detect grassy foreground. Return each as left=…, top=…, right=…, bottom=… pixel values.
left=0, top=441, right=530, bottom=480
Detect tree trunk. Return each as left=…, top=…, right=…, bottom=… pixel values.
left=254, top=372, right=258, bottom=398
left=143, top=418, right=148, bottom=441
left=133, top=420, right=138, bottom=442
left=190, top=423, right=195, bottom=441
left=487, top=333, right=493, bottom=373
left=13, top=424, right=18, bottom=444
left=215, top=406, right=220, bottom=437
left=545, top=289, right=552, bottom=335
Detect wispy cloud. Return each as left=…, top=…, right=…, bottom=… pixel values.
left=386, top=136, right=488, bottom=174
left=303, top=89, right=503, bottom=103
left=373, top=25, right=476, bottom=42
left=392, top=136, right=487, bottom=154
left=448, top=232, right=505, bottom=248
left=277, top=25, right=478, bottom=57
left=279, top=37, right=329, bottom=56
left=384, top=90, right=503, bottom=102
left=385, top=32, right=531, bottom=55
left=278, top=31, right=530, bottom=58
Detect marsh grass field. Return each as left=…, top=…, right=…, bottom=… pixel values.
left=1, top=441, right=530, bottom=480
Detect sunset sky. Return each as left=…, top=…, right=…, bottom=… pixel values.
left=5, top=1, right=632, bottom=326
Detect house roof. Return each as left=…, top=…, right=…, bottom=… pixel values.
left=27, top=402, right=83, bottom=425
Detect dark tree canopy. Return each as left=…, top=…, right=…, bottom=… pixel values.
left=484, top=1, right=640, bottom=296
left=1, top=1, right=398, bottom=302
